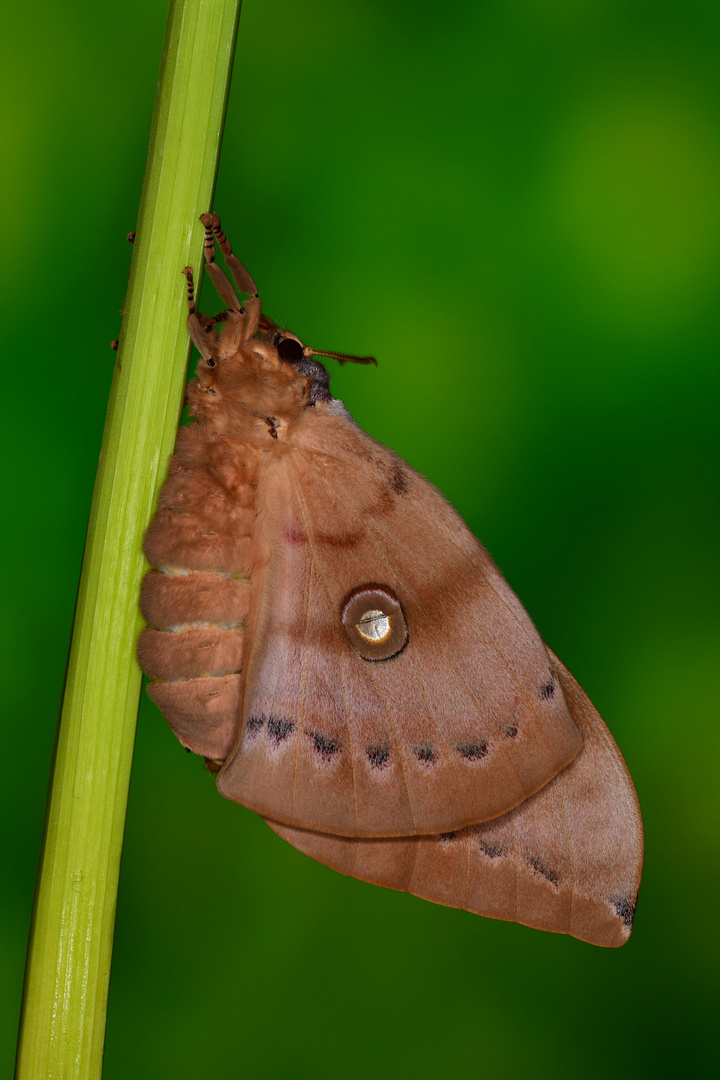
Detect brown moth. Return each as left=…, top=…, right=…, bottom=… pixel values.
left=138, top=212, right=643, bottom=948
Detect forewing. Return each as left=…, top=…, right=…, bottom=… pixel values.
left=217, top=413, right=583, bottom=837
left=265, top=655, right=644, bottom=947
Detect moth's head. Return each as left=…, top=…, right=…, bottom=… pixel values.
left=186, top=307, right=341, bottom=429
left=246, top=315, right=336, bottom=405
left=184, top=212, right=375, bottom=431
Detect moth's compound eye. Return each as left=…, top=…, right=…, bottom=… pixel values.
left=341, top=585, right=408, bottom=661
left=276, top=336, right=304, bottom=363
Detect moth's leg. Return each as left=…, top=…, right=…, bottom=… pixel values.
left=204, top=211, right=258, bottom=297
left=183, top=268, right=229, bottom=328
left=187, top=315, right=212, bottom=361
left=182, top=266, right=197, bottom=314
left=199, top=212, right=248, bottom=311
left=204, top=311, right=230, bottom=330
left=181, top=267, right=214, bottom=361
left=199, top=212, right=262, bottom=342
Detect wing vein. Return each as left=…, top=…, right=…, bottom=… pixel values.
left=290, top=537, right=313, bottom=824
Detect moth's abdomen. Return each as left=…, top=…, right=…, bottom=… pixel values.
left=146, top=675, right=243, bottom=760
left=143, top=465, right=256, bottom=576
left=139, top=445, right=259, bottom=761
left=137, top=626, right=244, bottom=682
left=140, top=570, right=251, bottom=629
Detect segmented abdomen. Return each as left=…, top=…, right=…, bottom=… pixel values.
left=138, top=432, right=258, bottom=762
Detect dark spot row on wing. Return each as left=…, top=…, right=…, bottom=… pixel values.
left=438, top=838, right=553, bottom=874
left=526, top=855, right=560, bottom=886
left=308, top=730, right=340, bottom=759
left=364, top=740, right=488, bottom=767
left=539, top=677, right=556, bottom=700
left=244, top=724, right=494, bottom=768
left=478, top=842, right=505, bottom=859
left=245, top=714, right=295, bottom=742
left=366, top=743, right=390, bottom=769
left=456, top=739, right=488, bottom=761
left=268, top=717, right=295, bottom=743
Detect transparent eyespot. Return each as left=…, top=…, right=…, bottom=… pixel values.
left=341, top=585, right=408, bottom=661
left=356, top=610, right=391, bottom=643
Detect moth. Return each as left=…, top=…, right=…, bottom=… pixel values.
left=138, top=212, right=643, bottom=948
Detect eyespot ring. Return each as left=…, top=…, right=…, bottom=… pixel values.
left=341, top=585, right=408, bottom=661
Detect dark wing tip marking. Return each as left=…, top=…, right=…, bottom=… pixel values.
left=308, top=730, right=341, bottom=759
left=246, top=715, right=265, bottom=734
left=415, top=744, right=437, bottom=764
left=439, top=831, right=459, bottom=843
left=526, top=856, right=560, bottom=886
left=366, top=743, right=390, bottom=769
left=456, top=739, right=488, bottom=761
left=613, top=897, right=637, bottom=928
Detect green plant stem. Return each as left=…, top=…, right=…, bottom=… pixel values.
left=15, top=2, right=243, bottom=1076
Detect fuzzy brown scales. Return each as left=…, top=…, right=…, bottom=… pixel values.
left=138, top=212, right=643, bottom=947
left=139, top=317, right=308, bottom=761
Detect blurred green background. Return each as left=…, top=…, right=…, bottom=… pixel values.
left=2, top=0, right=719, bottom=1076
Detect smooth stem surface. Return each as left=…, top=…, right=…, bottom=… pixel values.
left=15, top=1, right=243, bottom=1076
